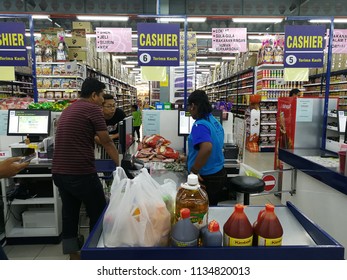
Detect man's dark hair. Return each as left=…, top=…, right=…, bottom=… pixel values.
left=289, top=88, right=301, bottom=97
left=80, top=77, right=105, bottom=98
left=188, top=90, right=212, bottom=119
left=132, top=104, right=138, bottom=110
left=103, top=93, right=116, bottom=101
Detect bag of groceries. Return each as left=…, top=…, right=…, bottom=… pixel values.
left=103, top=167, right=175, bottom=247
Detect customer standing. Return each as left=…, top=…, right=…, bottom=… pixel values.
left=132, top=104, right=142, bottom=142
left=52, top=77, right=120, bottom=260
left=187, top=90, right=227, bottom=206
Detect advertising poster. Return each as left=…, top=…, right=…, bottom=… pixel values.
left=284, top=25, right=325, bottom=68
left=325, top=29, right=347, bottom=53
left=179, top=31, right=197, bottom=61
left=212, top=28, right=247, bottom=53
left=96, top=28, right=132, bottom=52
left=0, top=22, right=28, bottom=66
left=137, top=23, right=180, bottom=66
left=274, top=97, right=297, bottom=169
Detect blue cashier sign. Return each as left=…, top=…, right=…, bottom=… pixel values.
left=0, top=22, right=28, bottom=66
left=137, top=23, right=180, bottom=66
left=284, top=25, right=325, bottom=68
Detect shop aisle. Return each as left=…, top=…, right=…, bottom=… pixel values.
left=2, top=151, right=280, bottom=260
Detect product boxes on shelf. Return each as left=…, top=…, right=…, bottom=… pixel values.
left=72, top=21, right=93, bottom=33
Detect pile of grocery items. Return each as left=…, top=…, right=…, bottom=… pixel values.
left=135, top=134, right=180, bottom=162
left=103, top=171, right=284, bottom=248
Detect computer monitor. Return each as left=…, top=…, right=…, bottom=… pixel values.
left=7, top=109, right=51, bottom=142
left=178, top=110, right=194, bottom=136
left=178, top=109, right=223, bottom=136
left=118, top=116, right=134, bottom=155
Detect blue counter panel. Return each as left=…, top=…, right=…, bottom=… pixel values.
left=279, top=148, right=347, bottom=196
left=81, top=202, right=344, bottom=260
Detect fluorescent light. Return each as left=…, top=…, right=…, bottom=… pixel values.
left=196, top=34, right=212, bottom=39
left=309, top=18, right=347, bottom=23
left=123, top=65, right=134, bottom=68
left=196, top=56, right=208, bottom=59
left=113, top=56, right=127, bottom=59
left=197, top=61, right=220, bottom=65
left=25, top=32, right=42, bottom=37
left=86, top=33, right=96, bottom=38
left=54, top=22, right=61, bottom=28
left=26, top=46, right=32, bottom=49
left=232, top=17, right=283, bottom=23
left=222, top=57, right=236, bottom=60
left=125, top=61, right=138, bottom=64
left=76, top=15, right=129, bottom=21
left=158, top=17, right=206, bottom=23
left=32, top=15, right=50, bottom=19
left=132, top=47, right=138, bottom=51
left=309, top=19, right=332, bottom=23
left=132, top=34, right=138, bottom=38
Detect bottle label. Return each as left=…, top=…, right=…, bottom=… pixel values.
left=171, top=237, right=198, bottom=247
left=190, top=212, right=208, bottom=229
left=257, top=236, right=282, bottom=246
left=223, top=233, right=253, bottom=246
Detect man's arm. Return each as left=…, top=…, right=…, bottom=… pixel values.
left=96, top=130, right=120, bottom=166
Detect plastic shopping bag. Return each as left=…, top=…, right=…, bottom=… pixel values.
left=103, top=168, right=172, bottom=247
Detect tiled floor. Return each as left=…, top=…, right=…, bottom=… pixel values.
left=1, top=150, right=280, bottom=260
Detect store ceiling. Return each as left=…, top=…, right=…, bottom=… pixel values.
left=2, top=0, right=347, bottom=68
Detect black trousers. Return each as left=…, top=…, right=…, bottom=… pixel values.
left=133, top=126, right=141, bottom=140
left=200, top=167, right=228, bottom=206
left=53, top=173, right=106, bottom=254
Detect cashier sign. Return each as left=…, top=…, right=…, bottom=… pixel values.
left=137, top=23, right=180, bottom=67
left=284, top=25, right=325, bottom=68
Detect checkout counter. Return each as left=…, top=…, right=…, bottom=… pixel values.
left=81, top=168, right=344, bottom=260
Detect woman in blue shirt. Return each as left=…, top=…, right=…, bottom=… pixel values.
left=187, top=90, right=227, bottom=205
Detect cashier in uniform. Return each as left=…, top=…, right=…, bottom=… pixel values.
left=187, top=90, right=227, bottom=206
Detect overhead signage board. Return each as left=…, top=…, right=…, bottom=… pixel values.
left=284, top=25, right=325, bottom=68
left=137, top=23, right=180, bottom=66
left=0, top=22, right=28, bottom=66
left=325, top=29, right=347, bottom=53
left=96, top=28, right=132, bottom=53
left=212, top=28, right=247, bottom=53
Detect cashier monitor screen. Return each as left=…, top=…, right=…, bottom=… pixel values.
left=7, top=109, right=51, bottom=139
left=178, top=109, right=223, bottom=136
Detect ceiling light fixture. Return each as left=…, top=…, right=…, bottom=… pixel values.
left=196, top=34, right=212, bottom=39
left=196, top=56, right=208, bottom=59
left=125, top=61, right=138, bottom=64
left=232, top=17, right=283, bottom=23
left=308, top=19, right=332, bottom=23
left=113, top=56, right=127, bottom=59
left=197, top=61, right=220, bottom=65
left=25, top=32, right=42, bottom=37
left=76, top=15, right=129, bottom=21
left=222, top=57, right=236, bottom=60
left=32, top=15, right=50, bottom=19
left=158, top=17, right=206, bottom=23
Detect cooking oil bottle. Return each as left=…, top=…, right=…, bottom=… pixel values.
left=223, top=204, right=253, bottom=246
left=175, top=174, right=209, bottom=230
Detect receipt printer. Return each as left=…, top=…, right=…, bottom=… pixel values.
left=223, top=143, right=239, bottom=160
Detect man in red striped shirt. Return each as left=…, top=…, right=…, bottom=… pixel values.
left=52, top=77, right=119, bottom=260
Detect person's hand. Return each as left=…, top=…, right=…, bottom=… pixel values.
left=0, top=157, right=30, bottom=179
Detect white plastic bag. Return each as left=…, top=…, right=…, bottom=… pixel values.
left=103, top=168, right=172, bottom=247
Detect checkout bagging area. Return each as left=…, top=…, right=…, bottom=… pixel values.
left=80, top=109, right=344, bottom=260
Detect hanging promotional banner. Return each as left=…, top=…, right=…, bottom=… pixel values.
left=325, top=29, right=347, bottom=53
left=96, top=28, right=132, bottom=52
left=0, top=22, right=28, bottom=66
left=284, top=25, right=325, bottom=68
left=137, top=23, right=180, bottom=66
left=180, top=31, right=197, bottom=61
left=212, top=28, right=247, bottom=53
